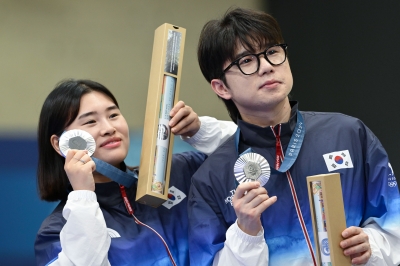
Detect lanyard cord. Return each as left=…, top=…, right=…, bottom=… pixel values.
left=234, top=111, right=316, bottom=265
left=119, top=185, right=177, bottom=266
left=271, top=128, right=317, bottom=266
left=272, top=124, right=283, bottom=169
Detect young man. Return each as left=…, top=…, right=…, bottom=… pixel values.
left=187, top=7, right=400, bottom=266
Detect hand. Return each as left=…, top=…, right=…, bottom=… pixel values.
left=340, top=226, right=371, bottom=265
left=64, top=149, right=96, bottom=191
left=169, top=101, right=201, bottom=137
left=232, top=182, right=277, bottom=236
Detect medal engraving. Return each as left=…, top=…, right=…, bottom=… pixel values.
left=234, top=152, right=271, bottom=186
left=244, top=161, right=261, bottom=181
left=69, top=136, right=87, bottom=150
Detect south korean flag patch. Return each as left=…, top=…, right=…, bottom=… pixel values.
left=162, top=186, right=186, bottom=209
left=323, top=150, right=354, bottom=172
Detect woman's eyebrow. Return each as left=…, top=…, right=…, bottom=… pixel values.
left=107, top=105, right=119, bottom=111
left=77, top=111, right=97, bottom=120
left=77, top=105, right=119, bottom=120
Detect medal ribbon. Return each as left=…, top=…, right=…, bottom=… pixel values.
left=274, top=111, right=305, bottom=172
left=92, top=157, right=138, bottom=187
left=234, top=111, right=316, bottom=266
left=273, top=124, right=282, bottom=169
left=235, top=110, right=305, bottom=171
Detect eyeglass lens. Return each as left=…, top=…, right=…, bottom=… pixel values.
left=238, top=45, right=286, bottom=75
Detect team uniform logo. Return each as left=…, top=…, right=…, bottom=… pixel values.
left=162, top=186, right=186, bottom=209
left=323, top=150, right=354, bottom=172
left=224, top=189, right=236, bottom=206
left=388, top=162, right=397, bottom=188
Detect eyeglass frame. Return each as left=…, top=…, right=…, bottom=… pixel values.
left=221, top=43, right=288, bottom=76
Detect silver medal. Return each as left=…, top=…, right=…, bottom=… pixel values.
left=59, top=129, right=96, bottom=157
left=234, top=152, right=270, bottom=186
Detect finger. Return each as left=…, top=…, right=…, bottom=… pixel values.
left=169, top=105, right=191, bottom=128
left=72, top=150, right=90, bottom=165
left=351, top=250, right=371, bottom=265
left=254, top=196, right=277, bottom=212
left=342, top=226, right=362, bottom=239
left=340, top=227, right=367, bottom=249
left=169, top=100, right=185, bottom=119
left=234, top=182, right=261, bottom=199
left=79, top=154, right=92, bottom=165
left=244, top=192, right=271, bottom=209
left=343, top=239, right=369, bottom=256
left=87, top=160, right=96, bottom=172
left=241, top=186, right=275, bottom=209
left=172, top=113, right=197, bottom=134
left=65, top=149, right=79, bottom=163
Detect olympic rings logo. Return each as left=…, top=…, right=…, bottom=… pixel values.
left=388, top=181, right=397, bottom=187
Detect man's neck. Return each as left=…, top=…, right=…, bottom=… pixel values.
left=240, top=99, right=291, bottom=127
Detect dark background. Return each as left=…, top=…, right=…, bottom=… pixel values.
left=267, top=1, right=400, bottom=183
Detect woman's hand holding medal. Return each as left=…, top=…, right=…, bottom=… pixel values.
left=232, top=181, right=277, bottom=236
left=64, top=149, right=96, bottom=191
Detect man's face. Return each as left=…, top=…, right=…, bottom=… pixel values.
left=214, top=43, right=293, bottom=121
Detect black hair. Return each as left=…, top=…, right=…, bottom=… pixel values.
left=37, top=79, right=119, bottom=201
left=197, top=7, right=285, bottom=122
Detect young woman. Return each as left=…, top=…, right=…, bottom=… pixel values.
left=34, top=79, right=209, bottom=266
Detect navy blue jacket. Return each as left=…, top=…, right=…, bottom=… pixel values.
left=35, top=151, right=207, bottom=266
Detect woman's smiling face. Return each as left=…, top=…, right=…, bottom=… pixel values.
left=64, top=91, right=130, bottom=168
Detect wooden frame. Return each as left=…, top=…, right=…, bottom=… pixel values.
left=307, top=173, right=351, bottom=265
left=136, top=23, right=186, bottom=207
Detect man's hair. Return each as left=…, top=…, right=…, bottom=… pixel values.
left=197, top=7, right=285, bottom=122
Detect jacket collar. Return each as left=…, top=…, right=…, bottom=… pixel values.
left=237, top=101, right=298, bottom=151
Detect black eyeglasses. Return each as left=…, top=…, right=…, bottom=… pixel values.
left=222, top=43, right=288, bottom=76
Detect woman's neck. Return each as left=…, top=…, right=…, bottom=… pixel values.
left=93, top=171, right=113, bottom=183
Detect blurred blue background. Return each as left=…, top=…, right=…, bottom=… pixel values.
left=0, top=131, right=195, bottom=265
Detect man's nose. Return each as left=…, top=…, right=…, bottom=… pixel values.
left=258, top=54, right=274, bottom=74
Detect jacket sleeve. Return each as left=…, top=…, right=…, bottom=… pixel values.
left=361, top=128, right=400, bottom=266
left=181, top=116, right=237, bottom=155
left=188, top=172, right=269, bottom=266
left=48, top=190, right=111, bottom=266
left=213, top=222, right=269, bottom=266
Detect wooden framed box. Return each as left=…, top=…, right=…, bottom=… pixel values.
left=307, top=173, right=351, bottom=265
left=136, top=23, right=186, bottom=207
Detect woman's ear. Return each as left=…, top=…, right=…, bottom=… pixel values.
left=50, top=135, right=63, bottom=157
left=210, top=79, right=232, bottom=100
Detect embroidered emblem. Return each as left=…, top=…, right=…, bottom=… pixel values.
left=162, top=186, right=186, bottom=209
left=323, top=150, right=354, bottom=172
left=224, top=189, right=236, bottom=206
left=388, top=162, right=397, bottom=188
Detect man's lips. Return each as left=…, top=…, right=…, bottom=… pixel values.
left=260, top=80, right=281, bottom=89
